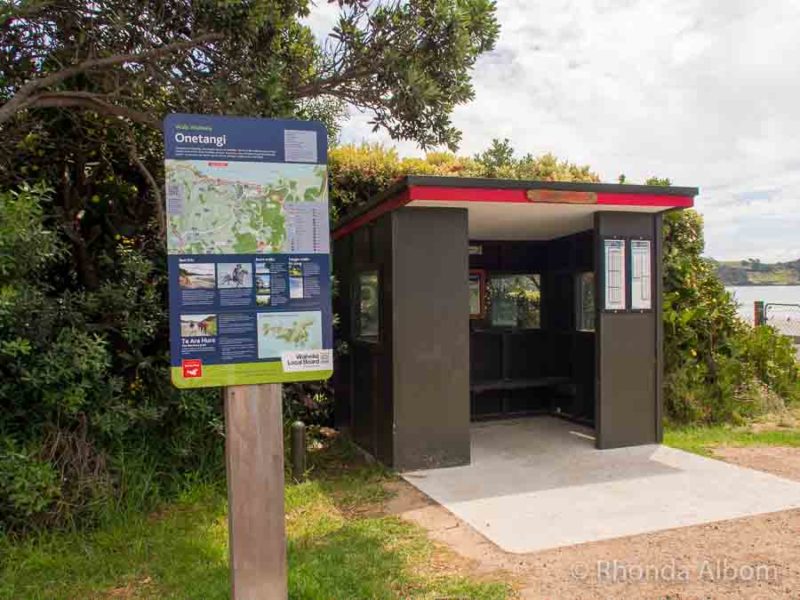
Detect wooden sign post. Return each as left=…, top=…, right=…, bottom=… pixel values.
left=224, top=384, right=287, bottom=599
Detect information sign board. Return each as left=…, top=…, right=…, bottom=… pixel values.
left=163, top=114, right=332, bottom=388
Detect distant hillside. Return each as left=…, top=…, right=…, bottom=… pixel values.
left=714, top=258, right=800, bottom=286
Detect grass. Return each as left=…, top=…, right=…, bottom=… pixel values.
left=665, top=426, right=800, bottom=456
left=0, top=437, right=511, bottom=600
left=665, top=408, right=800, bottom=455
left=14, top=418, right=799, bottom=599
left=0, top=483, right=230, bottom=600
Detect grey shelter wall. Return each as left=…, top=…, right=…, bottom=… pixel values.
left=391, top=208, right=471, bottom=470
left=333, top=207, right=471, bottom=470
left=594, top=211, right=663, bottom=449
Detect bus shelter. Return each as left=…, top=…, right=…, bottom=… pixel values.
left=332, top=176, right=696, bottom=471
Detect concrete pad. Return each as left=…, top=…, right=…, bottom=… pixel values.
left=402, top=417, right=800, bottom=553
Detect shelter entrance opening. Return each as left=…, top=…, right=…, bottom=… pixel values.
left=468, top=237, right=595, bottom=426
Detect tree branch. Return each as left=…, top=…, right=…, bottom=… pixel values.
left=0, top=31, right=223, bottom=125
left=291, top=64, right=374, bottom=99
left=127, top=133, right=166, bottom=242
left=29, top=92, right=163, bottom=130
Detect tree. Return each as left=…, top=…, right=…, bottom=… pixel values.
left=470, top=137, right=599, bottom=182
left=645, top=176, right=671, bottom=187
left=473, top=138, right=515, bottom=176
left=0, top=0, right=499, bottom=283
left=0, top=0, right=498, bottom=147
left=638, top=175, right=798, bottom=421
left=659, top=195, right=799, bottom=422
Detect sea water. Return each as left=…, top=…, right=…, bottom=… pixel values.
left=727, top=285, right=800, bottom=324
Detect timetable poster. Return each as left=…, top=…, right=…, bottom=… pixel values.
left=163, top=114, right=333, bottom=388
left=630, top=239, right=652, bottom=310
left=603, top=239, right=626, bottom=311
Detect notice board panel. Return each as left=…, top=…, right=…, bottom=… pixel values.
left=164, top=114, right=332, bottom=388
left=603, top=238, right=626, bottom=311
left=630, top=239, right=652, bottom=310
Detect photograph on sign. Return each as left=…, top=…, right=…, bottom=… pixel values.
left=603, top=239, right=626, bottom=311
left=163, top=114, right=332, bottom=388
left=179, top=263, right=216, bottom=289
left=630, top=239, right=652, bottom=310
left=216, top=263, right=252, bottom=289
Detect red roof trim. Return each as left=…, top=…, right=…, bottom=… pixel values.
left=332, top=188, right=411, bottom=240
left=408, top=185, right=694, bottom=207
left=332, top=184, right=694, bottom=239
left=408, top=186, right=527, bottom=203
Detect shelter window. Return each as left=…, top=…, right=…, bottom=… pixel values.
left=488, top=274, right=541, bottom=329
left=469, top=270, right=486, bottom=319
left=576, top=272, right=595, bottom=332
left=355, top=270, right=380, bottom=341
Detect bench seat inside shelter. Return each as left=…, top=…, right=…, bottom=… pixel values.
left=470, top=376, right=569, bottom=394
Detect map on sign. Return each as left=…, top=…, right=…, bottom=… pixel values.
left=165, top=160, right=328, bottom=256
left=256, top=311, right=322, bottom=359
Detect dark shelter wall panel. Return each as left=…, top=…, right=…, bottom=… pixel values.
left=371, top=216, right=395, bottom=464
left=332, top=235, right=353, bottom=431
left=333, top=214, right=395, bottom=465
left=392, top=207, right=471, bottom=470
left=569, top=332, right=596, bottom=421
left=350, top=344, right=376, bottom=452
left=470, top=330, right=503, bottom=380
left=543, top=272, right=575, bottom=332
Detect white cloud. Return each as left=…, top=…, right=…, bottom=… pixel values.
left=302, top=1, right=341, bottom=40
left=309, top=0, right=800, bottom=261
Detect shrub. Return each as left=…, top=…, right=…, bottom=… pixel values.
left=0, top=186, right=222, bottom=532
left=327, top=141, right=597, bottom=220
left=0, top=441, right=60, bottom=531
left=741, top=324, right=800, bottom=403
left=663, top=209, right=799, bottom=423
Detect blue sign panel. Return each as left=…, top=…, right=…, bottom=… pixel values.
left=163, top=114, right=332, bottom=387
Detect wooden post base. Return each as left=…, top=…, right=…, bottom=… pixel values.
left=224, top=384, right=287, bottom=599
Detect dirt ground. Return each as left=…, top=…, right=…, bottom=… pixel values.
left=384, top=447, right=800, bottom=599
left=713, top=446, right=800, bottom=482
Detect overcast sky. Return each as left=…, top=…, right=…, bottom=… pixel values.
left=306, top=1, right=800, bottom=262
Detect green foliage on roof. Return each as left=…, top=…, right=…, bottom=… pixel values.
left=328, top=139, right=600, bottom=221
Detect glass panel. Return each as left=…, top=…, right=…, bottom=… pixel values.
left=630, top=240, right=652, bottom=310
left=357, top=271, right=380, bottom=339
left=488, top=274, right=541, bottom=329
left=577, top=272, right=595, bottom=331
left=469, top=271, right=484, bottom=318
left=603, top=238, right=626, bottom=310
